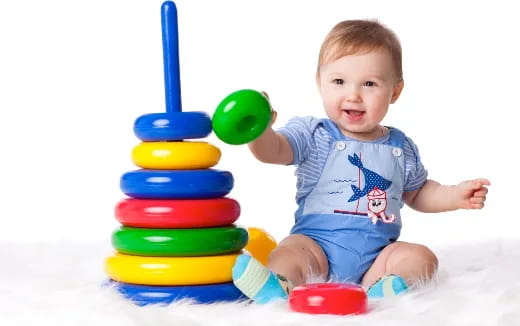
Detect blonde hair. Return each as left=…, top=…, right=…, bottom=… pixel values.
left=317, top=20, right=403, bottom=81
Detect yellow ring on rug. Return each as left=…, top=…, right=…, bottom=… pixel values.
left=245, top=227, right=277, bottom=266
left=131, top=141, right=221, bottom=169
left=105, top=252, right=240, bottom=285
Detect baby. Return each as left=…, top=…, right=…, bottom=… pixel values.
left=232, top=20, right=490, bottom=302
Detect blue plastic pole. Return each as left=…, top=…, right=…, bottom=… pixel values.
left=161, top=1, right=182, bottom=113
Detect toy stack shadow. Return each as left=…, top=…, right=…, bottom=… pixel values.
left=103, top=1, right=247, bottom=306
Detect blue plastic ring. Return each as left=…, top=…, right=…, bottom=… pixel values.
left=133, top=112, right=212, bottom=141
left=108, top=280, right=246, bottom=305
left=120, top=169, right=234, bottom=199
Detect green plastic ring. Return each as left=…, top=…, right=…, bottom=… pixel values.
left=111, top=225, right=248, bottom=256
left=212, top=89, right=271, bottom=145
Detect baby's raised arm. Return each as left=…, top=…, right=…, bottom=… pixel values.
left=248, top=109, right=294, bottom=165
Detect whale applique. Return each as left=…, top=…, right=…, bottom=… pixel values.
left=347, top=153, right=392, bottom=202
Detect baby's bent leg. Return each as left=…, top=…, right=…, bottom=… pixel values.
left=232, top=234, right=328, bottom=303
left=362, top=241, right=438, bottom=289
left=268, top=234, right=329, bottom=287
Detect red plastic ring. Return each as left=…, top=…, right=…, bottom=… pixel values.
left=289, top=283, right=368, bottom=315
left=115, top=198, right=240, bottom=228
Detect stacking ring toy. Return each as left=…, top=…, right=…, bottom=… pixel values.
left=244, top=227, right=277, bottom=266
left=289, top=283, right=368, bottom=315
left=115, top=198, right=240, bottom=228
left=133, top=2, right=211, bottom=142
left=105, top=252, right=240, bottom=285
left=120, top=169, right=234, bottom=199
left=134, top=112, right=211, bottom=141
left=212, top=89, right=271, bottom=145
left=112, top=225, right=248, bottom=256
left=108, top=280, right=245, bottom=305
left=131, top=141, right=221, bottom=169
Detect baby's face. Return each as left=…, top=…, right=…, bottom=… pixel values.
left=317, top=49, right=403, bottom=140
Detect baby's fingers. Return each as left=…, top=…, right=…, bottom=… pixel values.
left=470, top=197, right=486, bottom=205
left=473, top=188, right=488, bottom=197
left=260, top=90, right=276, bottom=126
left=472, top=178, right=491, bottom=189
left=270, top=110, right=278, bottom=126
left=470, top=202, right=485, bottom=209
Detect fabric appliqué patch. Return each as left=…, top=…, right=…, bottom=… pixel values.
left=366, top=187, right=396, bottom=224
left=333, top=153, right=396, bottom=224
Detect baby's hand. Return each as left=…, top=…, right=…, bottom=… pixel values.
left=455, top=178, right=491, bottom=209
left=261, top=91, right=277, bottom=127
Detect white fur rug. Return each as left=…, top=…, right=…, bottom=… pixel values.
left=1, top=239, right=519, bottom=326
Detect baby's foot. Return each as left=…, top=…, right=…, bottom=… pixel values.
left=366, top=274, right=408, bottom=299
left=232, top=254, right=292, bottom=304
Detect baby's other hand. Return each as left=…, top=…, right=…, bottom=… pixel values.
left=261, top=91, right=277, bottom=127
left=455, top=178, right=491, bottom=209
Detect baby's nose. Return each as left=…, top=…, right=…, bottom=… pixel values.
left=347, top=95, right=361, bottom=102
left=344, top=90, right=361, bottom=103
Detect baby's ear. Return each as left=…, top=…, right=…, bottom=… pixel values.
left=391, top=80, right=404, bottom=103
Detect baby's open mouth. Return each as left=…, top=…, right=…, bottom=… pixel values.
left=345, top=110, right=365, bottom=117
left=343, top=109, right=365, bottom=121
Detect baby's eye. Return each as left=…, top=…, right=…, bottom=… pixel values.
left=333, top=79, right=344, bottom=85
left=364, top=81, right=377, bottom=87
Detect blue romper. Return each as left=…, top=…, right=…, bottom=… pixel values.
left=286, top=119, right=414, bottom=284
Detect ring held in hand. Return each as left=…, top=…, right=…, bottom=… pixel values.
left=212, top=89, right=271, bottom=145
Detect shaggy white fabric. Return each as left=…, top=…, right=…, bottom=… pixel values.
left=1, top=239, right=519, bottom=326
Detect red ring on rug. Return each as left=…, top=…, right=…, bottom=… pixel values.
left=115, top=198, right=240, bottom=228
left=288, top=283, right=368, bottom=315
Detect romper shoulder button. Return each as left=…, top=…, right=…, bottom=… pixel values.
left=392, top=147, right=402, bottom=157
left=336, top=141, right=346, bottom=151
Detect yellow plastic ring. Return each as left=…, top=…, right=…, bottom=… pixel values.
left=131, top=141, right=221, bottom=169
left=245, top=227, right=277, bottom=266
left=105, top=252, right=240, bottom=285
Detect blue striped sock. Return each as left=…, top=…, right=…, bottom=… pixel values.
left=232, top=254, right=291, bottom=304
left=367, top=274, right=408, bottom=299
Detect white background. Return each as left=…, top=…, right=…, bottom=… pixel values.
left=0, top=0, right=518, bottom=247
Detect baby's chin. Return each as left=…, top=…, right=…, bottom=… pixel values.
left=336, top=121, right=382, bottom=141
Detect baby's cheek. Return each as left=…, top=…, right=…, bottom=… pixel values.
left=323, top=98, right=336, bottom=109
